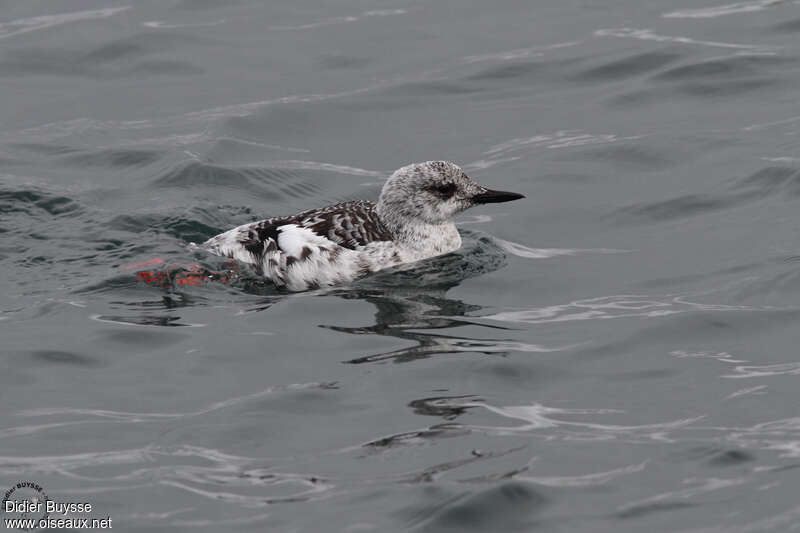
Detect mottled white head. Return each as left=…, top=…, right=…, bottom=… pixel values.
left=376, top=161, right=524, bottom=231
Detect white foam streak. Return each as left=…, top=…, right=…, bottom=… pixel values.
left=183, top=84, right=383, bottom=122
left=723, top=361, right=800, bottom=378
left=0, top=447, right=156, bottom=474
left=467, top=401, right=703, bottom=441
left=469, top=130, right=629, bottom=170
left=267, top=160, right=385, bottom=177
left=743, top=115, right=800, bottom=131
left=492, top=237, right=628, bottom=259
left=18, top=382, right=328, bottom=423
left=142, top=19, right=225, bottom=29
left=595, top=28, right=771, bottom=51
left=663, top=0, right=783, bottom=18
left=619, top=477, right=746, bottom=514
left=462, top=41, right=582, bottom=63
left=521, top=461, right=647, bottom=487
left=0, top=7, right=130, bottom=40
left=7, top=82, right=387, bottom=143
left=269, top=9, right=406, bottom=31
left=271, top=16, right=358, bottom=30
left=761, top=156, right=800, bottom=162
left=725, top=385, right=768, bottom=399
left=485, top=131, right=620, bottom=156
left=363, top=9, right=408, bottom=16
left=671, top=350, right=749, bottom=364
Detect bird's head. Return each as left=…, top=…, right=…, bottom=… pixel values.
left=377, top=161, right=524, bottom=226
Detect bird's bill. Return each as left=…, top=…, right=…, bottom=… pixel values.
left=471, top=188, right=526, bottom=204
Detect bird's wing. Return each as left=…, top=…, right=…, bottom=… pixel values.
left=202, top=201, right=392, bottom=286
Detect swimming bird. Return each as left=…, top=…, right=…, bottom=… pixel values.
left=202, top=161, right=524, bottom=291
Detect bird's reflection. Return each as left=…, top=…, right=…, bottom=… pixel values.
left=320, top=231, right=517, bottom=364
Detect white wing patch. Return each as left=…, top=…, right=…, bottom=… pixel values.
left=276, top=225, right=329, bottom=257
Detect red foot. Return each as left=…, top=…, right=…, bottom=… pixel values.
left=123, top=258, right=235, bottom=288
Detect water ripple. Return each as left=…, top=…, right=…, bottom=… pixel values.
left=485, top=294, right=767, bottom=325
left=18, top=382, right=334, bottom=423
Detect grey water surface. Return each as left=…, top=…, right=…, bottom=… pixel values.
left=3, top=0, right=800, bottom=531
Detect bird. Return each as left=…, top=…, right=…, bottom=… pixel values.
left=201, top=161, right=524, bottom=291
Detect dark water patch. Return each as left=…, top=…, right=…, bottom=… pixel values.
left=732, top=266, right=800, bottom=301
left=640, top=260, right=763, bottom=289
left=414, top=482, right=547, bottom=532
left=409, top=395, right=482, bottom=421
left=102, top=329, right=190, bottom=348
left=8, top=143, right=81, bottom=156
left=466, top=56, right=584, bottom=83
left=29, top=350, right=101, bottom=367
left=363, top=424, right=468, bottom=449
left=0, top=188, right=83, bottom=217
left=81, top=41, right=143, bottom=64
left=646, top=56, right=793, bottom=100
left=224, top=111, right=311, bottom=139
left=732, top=166, right=800, bottom=195
left=677, top=79, right=781, bottom=98
left=480, top=360, right=567, bottom=386
left=615, top=76, right=786, bottom=106
left=94, top=314, right=198, bottom=327
left=76, top=274, right=160, bottom=295
left=607, top=368, right=678, bottom=380
left=176, top=0, right=238, bottom=9
left=616, top=193, right=741, bottom=222
left=580, top=309, right=800, bottom=360
left=468, top=62, right=545, bottom=81
left=708, top=449, right=755, bottom=467
left=61, top=149, right=164, bottom=168
left=81, top=33, right=214, bottom=64
left=670, top=446, right=755, bottom=467
left=0, top=48, right=89, bottom=77
left=0, top=36, right=207, bottom=79
left=111, top=292, right=206, bottom=310
left=617, top=501, right=697, bottom=519
left=152, top=161, right=325, bottom=201
left=617, top=165, right=800, bottom=223
left=575, top=145, right=674, bottom=171
left=339, top=326, right=510, bottom=364
left=382, top=80, right=485, bottom=97
left=90, top=238, right=128, bottom=252
left=0, top=156, right=26, bottom=167
left=109, top=212, right=221, bottom=242
left=153, top=161, right=265, bottom=190
left=654, top=56, right=794, bottom=82
left=318, top=54, right=372, bottom=69
left=772, top=17, right=800, bottom=32
left=572, top=51, right=683, bottom=82
left=130, top=60, right=205, bottom=76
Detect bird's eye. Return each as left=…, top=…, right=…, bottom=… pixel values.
left=434, top=183, right=457, bottom=197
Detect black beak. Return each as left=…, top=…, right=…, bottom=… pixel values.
left=472, top=188, right=526, bottom=204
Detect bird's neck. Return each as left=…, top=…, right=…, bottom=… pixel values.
left=376, top=205, right=461, bottom=255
